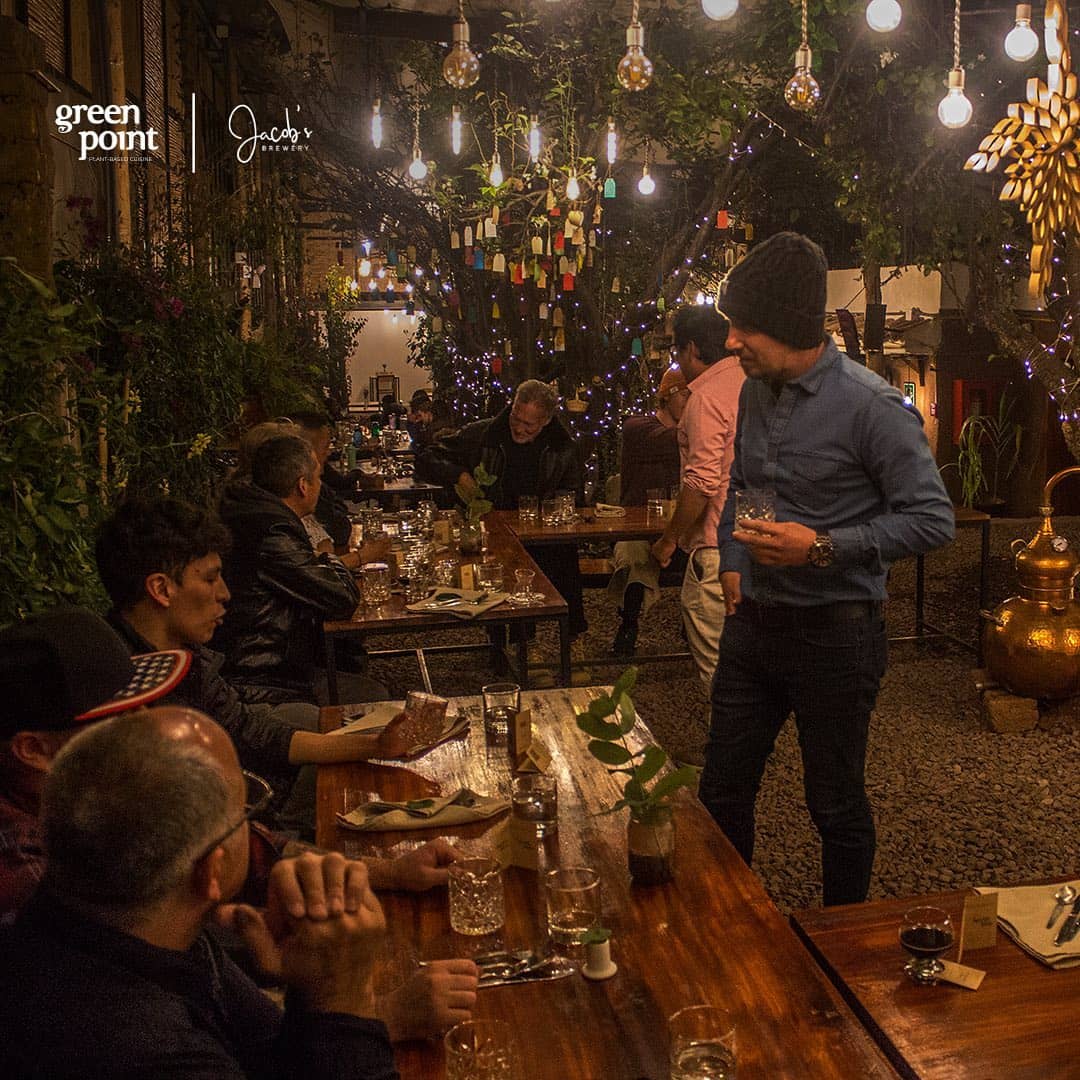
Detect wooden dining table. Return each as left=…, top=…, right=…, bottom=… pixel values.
left=490, top=506, right=667, bottom=546
left=791, top=888, right=1080, bottom=1079
left=316, top=688, right=899, bottom=1079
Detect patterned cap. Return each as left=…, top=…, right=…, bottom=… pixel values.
left=0, top=608, right=190, bottom=735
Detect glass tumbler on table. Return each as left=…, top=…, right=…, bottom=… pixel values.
left=545, top=865, right=601, bottom=948
left=444, top=1019, right=513, bottom=1080
left=669, top=1005, right=738, bottom=1080
left=518, top=494, right=539, bottom=524
left=360, top=562, right=391, bottom=605
left=448, top=857, right=505, bottom=936
left=509, top=568, right=542, bottom=606
left=900, top=906, right=954, bottom=985
left=646, top=487, right=664, bottom=518
left=511, top=775, right=558, bottom=836
left=482, top=682, right=520, bottom=738
left=541, top=497, right=561, bottom=527
left=475, top=560, right=504, bottom=593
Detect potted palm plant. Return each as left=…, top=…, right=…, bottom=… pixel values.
left=575, top=668, right=699, bottom=884
left=947, top=394, right=1023, bottom=512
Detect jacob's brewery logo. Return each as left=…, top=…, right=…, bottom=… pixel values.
left=227, top=105, right=312, bottom=163
left=54, top=103, right=160, bottom=161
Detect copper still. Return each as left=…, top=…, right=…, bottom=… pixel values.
left=981, top=467, right=1080, bottom=699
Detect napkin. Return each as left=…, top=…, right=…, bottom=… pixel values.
left=337, top=788, right=509, bottom=832
left=406, top=588, right=508, bottom=619
left=594, top=503, right=626, bottom=517
left=975, top=879, right=1080, bottom=969
left=330, top=701, right=404, bottom=735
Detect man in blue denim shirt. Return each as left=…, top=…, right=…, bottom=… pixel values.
left=701, top=232, right=954, bottom=906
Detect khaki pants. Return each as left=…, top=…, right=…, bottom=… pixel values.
left=681, top=547, right=725, bottom=691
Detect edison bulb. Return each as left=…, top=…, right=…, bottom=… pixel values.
left=450, top=105, right=462, bottom=155
left=529, top=115, right=541, bottom=162
left=784, top=46, right=820, bottom=113
left=359, top=258, right=371, bottom=277
left=865, top=0, right=901, bottom=32
left=371, top=100, right=383, bottom=149
left=408, top=152, right=429, bottom=181
left=617, top=22, right=654, bottom=91
left=637, top=165, right=655, bottom=195
left=1004, top=4, right=1039, bottom=61
left=702, top=0, right=739, bottom=21
left=442, top=19, right=480, bottom=89
left=489, top=150, right=504, bottom=187
left=937, top=67, right=973, bottom=128
left=566, top=172, right=581, bottom=200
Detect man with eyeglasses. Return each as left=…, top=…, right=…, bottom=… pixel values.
left=0, top=706, right=399, bottom=1078
left=651, top=306, right=745, bottom=708
left=417, top=379, right=588, bottom=637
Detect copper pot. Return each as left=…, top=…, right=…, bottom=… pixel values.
left=981, top=467, right=1080, bottom=699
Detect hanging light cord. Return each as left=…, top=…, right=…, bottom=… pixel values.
left=413, top=100, right=420, bottom=154
left=458, top=0, right=466, bottom=22
left=951, top=0, right=962, bottom=69
left=801, top=0, right=809, bottom=47
left=632, top=0, right=640, bottom=24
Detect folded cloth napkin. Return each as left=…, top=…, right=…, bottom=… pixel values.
left=594, top=503, right=627, bottom=517
left=337, top=788, right=509, bottom=832
left=330, top=701, right=404, bottom=735
left=975, top=880, right=1080, bottom=969
left=406, top=588, right=508, bottom=620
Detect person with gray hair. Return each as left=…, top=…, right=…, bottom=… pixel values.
left=416, top=379, right=588, bottom=636
left=215, top=435, right=385, bottom=706
left=0, top=706, right=398, bottom=1078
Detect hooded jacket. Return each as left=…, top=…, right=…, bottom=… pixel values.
left=416, top=406, right=583, bottom=509
left=214, top=480, right=359, bottom=702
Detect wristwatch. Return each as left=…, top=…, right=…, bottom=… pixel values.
left=807, top=533, right=835, bottom=568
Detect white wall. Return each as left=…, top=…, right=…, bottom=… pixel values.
left=346, top=308, right=431, bottom=408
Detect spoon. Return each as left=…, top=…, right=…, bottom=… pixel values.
left=1047, top=884, right=1076, bottom=928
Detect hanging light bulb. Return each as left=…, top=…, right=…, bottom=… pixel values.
left=617, top=1, right=654, bottom=91
left=938, top=0, right=972, bottom=127
left=937, top=67, right=973, bottom=127
left=371, top=99, right=383, bottom=149
left=566, top=171, right=581, bottom=200
left=1004, top=3, right=1039, bottom=61
left=442, top=0, right=480, bottom=89
left=407, top=101, right=428, bottom=181
left=784, top=0, right=820, bottom=113
left=359, top=258, right=372, bottom=277
left=701, top=0, right=739, bottom=21
left=450, top=104, right=462, bottom=155
left=528, top=114, right=541, bottom=163
left=637, top=163, right=655, bottom=195
left=489, top=145, right=504, bottom=186
left=606, top=117, right=618, bottom=165
left=865, top=0, right=902, bottom=32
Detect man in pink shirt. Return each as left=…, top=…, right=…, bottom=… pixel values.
left=652, top=306, right=744, bottom=692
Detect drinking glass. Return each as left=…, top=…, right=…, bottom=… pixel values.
left=482, top=682, right=520, bottom=738
left=434, top=555, right=458, bottom=586
left=558, top=491, right=576, bottom=524
left=541, top=497, right=561, bottom=527
left=518, top=495, right=539, bottom=523
left=448, top=857, right=505, bottom=936
left=348, top=521, right=365, bottom=551
left=646, top=487, right=664, bottom=518
left=360, top=562, right=391, bottom=605
left=669, top=1005, right=737, bottom=1080
left=508, top=568, right=542, bottom=607
left=444, top=1019, right=513, bottom=1080
left=900, top=906, right=954, bottom=985
left=734, top=488, right=776, bottom=522
left=511, top=775, right=558, bottom=836
left=545, top=866, right=601, bottom=948
left=475, top=559, right=505, bottom=592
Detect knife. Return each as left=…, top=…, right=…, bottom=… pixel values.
left=478, top=957, right=575, bottom=988
left=1054, top=897, right=1080, bottom=946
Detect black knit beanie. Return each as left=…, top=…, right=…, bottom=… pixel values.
left=718, top=232, right=828, bottom=349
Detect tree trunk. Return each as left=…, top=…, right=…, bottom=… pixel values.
left=103, top=0, right=131, bottom=246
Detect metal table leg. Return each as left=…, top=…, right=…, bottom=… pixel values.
left=558, top=615, right=571, bottom=687
left=324, top=630, right=340, bottom=705
left=977, top=518, right=991, bottom=665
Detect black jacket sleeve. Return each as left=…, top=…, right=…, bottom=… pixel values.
left=257, top=524, right=360, bottom=620
left=415, top=420, right=488, bottom=488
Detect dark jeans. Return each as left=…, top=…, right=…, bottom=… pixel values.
left=698, top=601, right=887, bottom=906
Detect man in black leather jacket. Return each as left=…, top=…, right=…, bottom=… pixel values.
left=417, top=380, right=587, bottom=636
left=215, top=434, right=382, bottom=705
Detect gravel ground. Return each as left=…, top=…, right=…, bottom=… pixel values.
left=364, top=516, right=1080, bottom=913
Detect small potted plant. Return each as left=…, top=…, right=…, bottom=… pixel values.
left=575, top=667, right=699, bottom=884
left=455, top=462, right=496, bottom=554
left=946, top=394, right=1023, bottom=512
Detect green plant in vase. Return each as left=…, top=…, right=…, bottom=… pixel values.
left=576, top=667, right=699, bottom=883
left=455, top=462, right=496, bottom=555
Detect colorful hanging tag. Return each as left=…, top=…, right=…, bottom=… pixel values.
left=631, top=337, right=643, bottom=356
left=546, top=188, right=556, bottom=211
left=431, top=316, right=444, bottom=333
left=492, top=302, right=501, bottom=319
left=554, top=328, right=566, bottom=352
left=716, top=210, right=729, bottom=230
left=491, top=204, right=501, bottom=225
left=531, top=236, right=543, bottom=255
left=562, top=272, right=575, bottom=291
left=474, top=248, right=485, bottom=270
left=463, top=245, right=473, bottom=263
left=725, top=247, right=736, bottom=268
left=559, top=256, right=570, bottom=276
left=564, top=219, right=575, bottom=240
left=603, top=177, right=616, bottom=199
left=589, top=230, right=598, bottom=248
left=552, top=307, right=565, bottom=327
left=512, top=262, right=524, bottom=285
left=464, top=225, right=473, bottom=246
left=586, top=250, right=594, bottom=268
left=554, top=234, right=565, bottom=254
left=539, top=303, right=549, bottom=320
left=573, top=227, right=585, bottom=246
left=611, top=276, right=621, bottom=294
left=537, top=270, right=548, bottom=290
left=407, top=244, right=417, bottom=262
left=484, top=218, right=497, bottom=239
left=450, top=230, right=461, bottom=250
left=657, top=296, right=666, bottom=313
left=593, top=203, right=603, bottom=225
left=387, top=247, right=398, bottom=266
left=448, top=289, right=461, bottom=308
left=491, top=253, right=506, bottom=274
left=744, top=223, right=754, bottom=240
left=491, top=356, right=503, bottom=375
left=549, top=205, right=562, bottom=218
left=397, top=264, right=409, bottom=282
left=576, top=249, right=585, bottom=271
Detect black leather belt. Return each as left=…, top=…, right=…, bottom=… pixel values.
left=736, top=596, right=882, bottom=626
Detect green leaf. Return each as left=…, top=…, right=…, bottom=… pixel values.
left=635, top=745, right=667, bottom=785
left=591, top=696, right=616, bottom=718
left=617, top=694, right=637, bottom=734
left=649, top=765, right=700, bottom=802
left=588, top=739, right=633, bottom=765
left=611, top=666, right=637, bottom=702
left=575, top=710, right=622, bottom=740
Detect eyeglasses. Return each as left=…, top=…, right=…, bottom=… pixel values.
left=195, top=770, right=274, bottom=863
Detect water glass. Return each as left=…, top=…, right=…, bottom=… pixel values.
left=434, top=555, right=458, bottom=586
left=669, top=1006, right=737, bottom=1080
left=735, top=487, right=776, bottom=522
left=482, top=682, right=520, bottom=737
left=646, top=487, right=664, bottom=518
left=476, top=559, right=505, bottom=592
left=348, top=521, right=364, bottom=551
left=541, top=497, right=561, bottom=527
left=518, top=494, right=539, bottom=523
left=545, top=866, right=601, bottom=947
left=510, top=568, right=540, bottom=606
left=448, top=857, right=505, bottom=936
left=360, top=562, right=391, bottom=605
left=444, top=1019, right=513, bottom=1080
left=511, top=775, right=558, bottom=836
left=558, top=491, right=576, bottom=524
left=360, top=509, right=384, bottom=540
